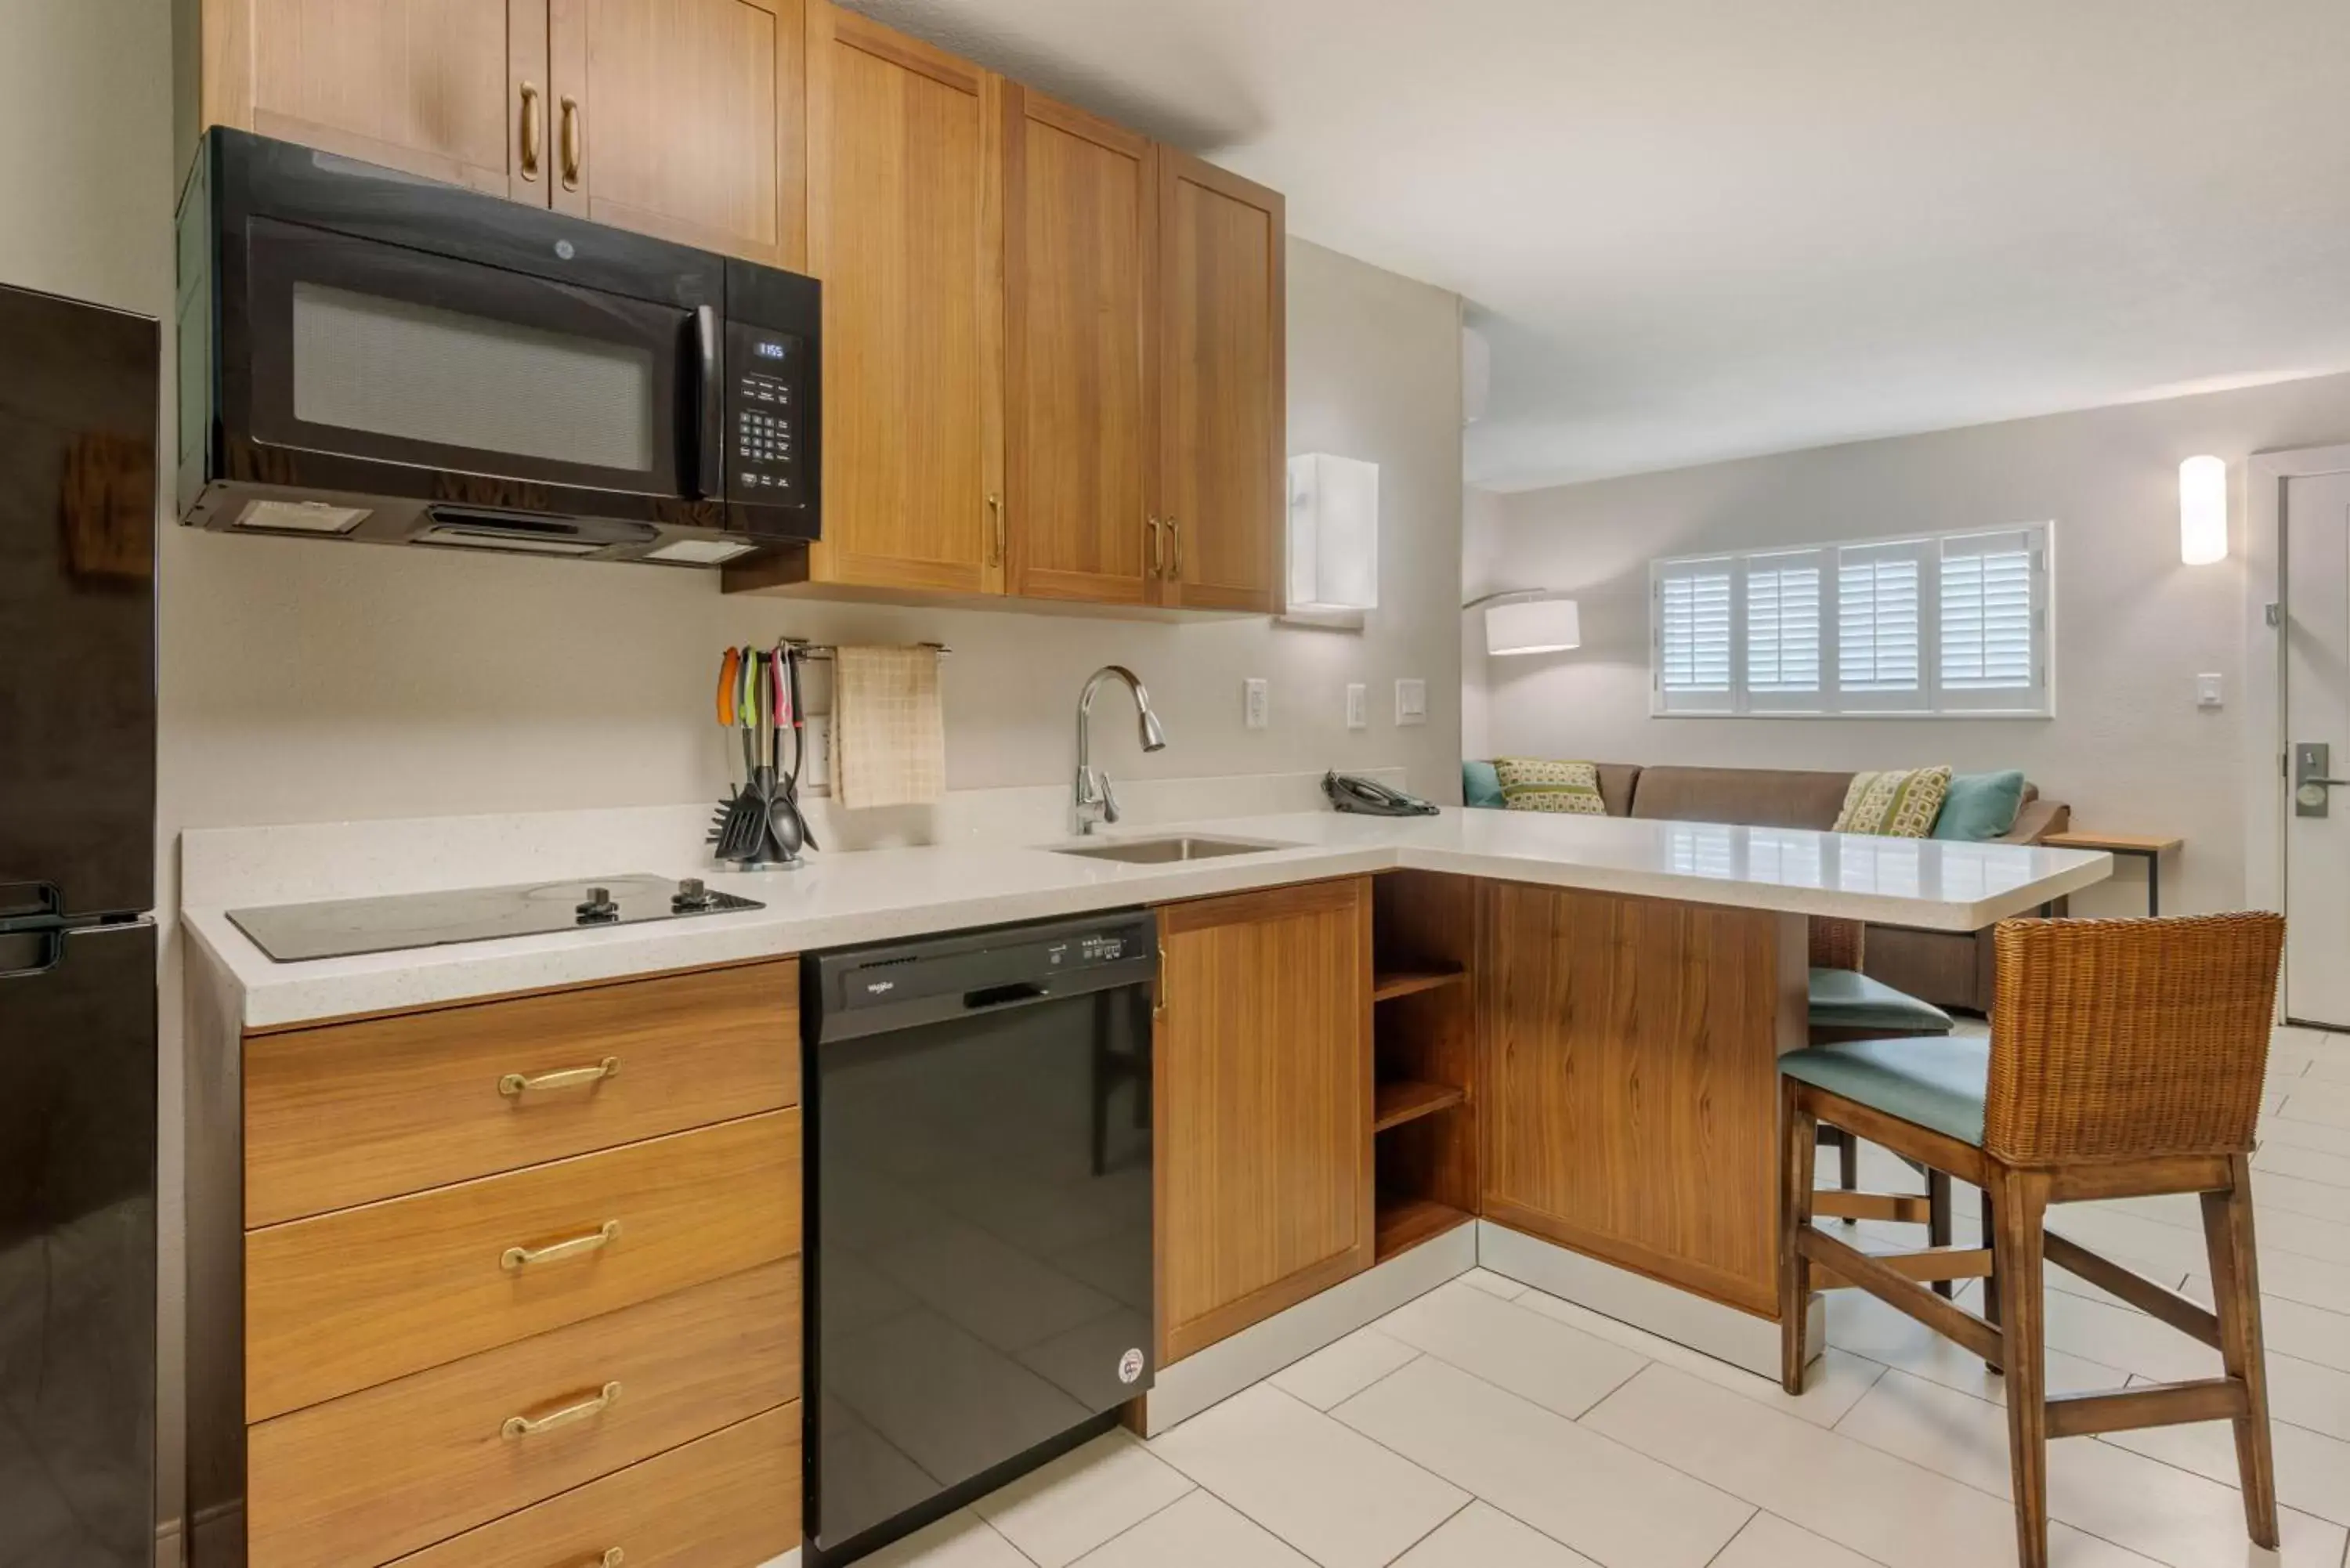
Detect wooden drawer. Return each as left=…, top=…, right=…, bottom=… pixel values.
left=384, top=1404, right=801, bottom=1568
left=249, top=1263, right=800, bottom=1568
left=247, top=1110, right=800, bottom=1421
left=244, top=959, right=799, bottom=1227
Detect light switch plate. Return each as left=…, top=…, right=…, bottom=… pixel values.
left=2196, top=673, right=2224, bottom=709
left=799, top=714, right=833, bottom=795
left=1245, top=677, right=1270, bottom=730
left=1394, top=678, right=1427, bottom=726
left=1345, top=684, right=1368, bottom=729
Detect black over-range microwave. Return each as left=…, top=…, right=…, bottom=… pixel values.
left=175, top=128, right=819, bottom=567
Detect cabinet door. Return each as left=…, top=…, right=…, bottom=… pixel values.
left=802, top=2, right=1003, bottom=594
left=1003, top=89, right=1156, bottom=606
left=1156, top=152, right=1284, bottom=613
left=548, top=0, right=806, bottom=268
left=1158, top=878, right=1372, bottom=1362
left=228, top=0, right=548, bottom=201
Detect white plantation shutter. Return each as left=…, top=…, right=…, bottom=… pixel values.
left=1654, top=559, right=1734, bottom=712
left=1937, top=527, right=2045, bottom=710
left=1744, top=550, right=1824, bottom=710
left=1835, top=541, right=1926, bottom=709
left=1650, top=524, right=2052, bottom=717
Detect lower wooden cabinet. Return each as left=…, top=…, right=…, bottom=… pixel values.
left=1156, top=878, right=1372, bottom=1361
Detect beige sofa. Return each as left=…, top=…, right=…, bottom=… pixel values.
left=1480, top=763, right=2069, bottom=1013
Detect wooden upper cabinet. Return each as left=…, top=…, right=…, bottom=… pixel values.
left=1157, top=879, right=1372, bottom=1362
left=215, top=0, right=549, bottom=200
left=1156, top=152, right=1285, bottom=613
left=797, top=2, right=1003, bottom=596
left=548, top=0, right=807, bottom=268
left=1003, top=89, right=1156, bottom=607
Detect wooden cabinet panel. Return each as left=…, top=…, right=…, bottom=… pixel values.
left=231, top=0, right=547, bottom=200
left=1003, top=89, right=1156, bottom=606
left=548, top=0, right=806, bottom=267
left=381, top=1404, right=800, bottom=1568
left=244, top=960, right=798, bottom=1228
left=246, top=1110, right=800, bottom=1421
left=1158, top=878, right=1372, bottom=1360
left=1156, top=152, right=1284, bottom=613
left=801, top=2, right=1003, bottom=594
left=1478, top=883, right=1806, bottom=1317
left=248, top=1263, right=798, bottom=1568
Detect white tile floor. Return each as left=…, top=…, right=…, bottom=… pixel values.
left=859, top=1024, right=2350, bottom=1568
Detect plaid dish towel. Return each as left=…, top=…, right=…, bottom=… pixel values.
left=831, top=645, right=945, bottom=808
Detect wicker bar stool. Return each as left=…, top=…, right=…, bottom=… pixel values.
left=1806, top=917, right=1961, bottom=1287
left=1778, top=913, right=2283, bottom=1568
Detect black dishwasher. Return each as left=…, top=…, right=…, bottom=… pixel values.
left=803, top=910, right=1158, bottom=1565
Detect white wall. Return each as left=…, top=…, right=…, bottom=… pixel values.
left=2, top=0, right=1463, bottom=1524
left=1470, top=373, right=2350, bottom=917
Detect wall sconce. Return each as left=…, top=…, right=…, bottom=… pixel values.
left=2180, top=455, right=2228, bottom=565
left=1470, top=590, right=1582, bottom=656
left=1286, top=453, right=1379, bottom=612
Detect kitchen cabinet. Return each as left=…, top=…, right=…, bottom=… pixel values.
left=1155, top=878, right=1372, bottom=1362
left=197, top=0, right=805, bottom=267
left=1003, top=88, right=1157, bottom=607
left=1156, top=151, right=1286, bottom=613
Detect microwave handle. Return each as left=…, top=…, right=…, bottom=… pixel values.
left=691, top=304, right=723, bottom=500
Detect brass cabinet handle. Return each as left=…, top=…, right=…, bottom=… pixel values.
left=499, top=1057, right=618, bottom=1098
left=559, top=95, right=583, bottom=190
left=501, top=1381, right=620, bottom=1440
left=1154, top=944, right=1169, bottom=1020
left=518, top=83, right=543, bottom=180
left=502, top=1219, right=620, bottom=1273
left=1166, top=516, right=1183, bottom=581
left=1148, top=515, right=1165, bottom=578
left=987, top=492, right=1005, bottom=566
left=583, top=1553, right=624, bottom=1568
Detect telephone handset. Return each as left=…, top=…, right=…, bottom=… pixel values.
left=1322, top=771, right=1440, bottom=817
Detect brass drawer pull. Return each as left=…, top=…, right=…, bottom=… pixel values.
left=1166, top=516, right=1183, bottom=580
left=501, top=1381, right=620, bottom=1440
left=518, top=83, right=543, bottom=180
left=499, top=1057, right=619, bottom=1098
left=559, top=95, right=583, bottom=190
left=987, top=491, right=1005, bottom=566
left=502, top=1219, right=620, bottom=1272
left=1148, top=515, right=1165, bottom=578
left=581, top=1553, right=624, bottom=1568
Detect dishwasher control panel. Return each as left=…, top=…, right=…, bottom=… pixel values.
left=809, top=909, right=1160, bottom=1036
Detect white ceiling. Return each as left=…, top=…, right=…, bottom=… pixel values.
left=854, top=0, right=2350, bottom=490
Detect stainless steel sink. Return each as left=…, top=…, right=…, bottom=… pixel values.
left=1051, top=835, right=1289, bottom=865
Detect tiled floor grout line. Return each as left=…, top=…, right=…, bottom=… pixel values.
left=1370, top=1495, right=1476, bottom=1568
left=1055, top=1477, right=1197, bottom=1567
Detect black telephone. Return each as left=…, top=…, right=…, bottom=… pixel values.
left=1323, top=771, right=1440, bottom=817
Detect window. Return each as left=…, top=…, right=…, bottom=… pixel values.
left=1650, top=524, right=2051, bottom=717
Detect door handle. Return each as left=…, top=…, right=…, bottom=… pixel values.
left=2296, top=742, right=2345, bottom=816
left=692, top=305, right=722, bottom=500
left=518, top=84, right=543, bottom=181
left=987, top=492, right=1005, bottom=566
left=1166, top=516, right=1183, bottom=580
left=1147, top=515, right=1165, bottom=578
left=559, top=96, right=584, bottom=190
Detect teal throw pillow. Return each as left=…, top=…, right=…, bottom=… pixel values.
left=1463, top=760, right=1506, bottom=809
left=1932, top=770, right=2026, bottom=840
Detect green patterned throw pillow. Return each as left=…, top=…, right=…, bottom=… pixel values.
left=1494, top=757, right=1608, bottom=815
left=1833, top=766, right=1953, bottom=837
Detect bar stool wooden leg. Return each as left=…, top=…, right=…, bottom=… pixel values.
left=1990, top=1167, right=2051, bottom=1568
left=1837, top=1127, right=1858, bottom=1191
left=1927, top=1169, right=1954, bottom=1298
left=1781, top=1078, right=1818, bottom=1395
left=1980, top=1191, right=2001, bottom=1371
left=2201, top=1153, right=2280, bottom=1549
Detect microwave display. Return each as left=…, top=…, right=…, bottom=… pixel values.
left=731, top=328, right=802, bottom=500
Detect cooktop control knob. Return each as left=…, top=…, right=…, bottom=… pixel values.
left=575, top=886, right=620, bottom=923
left=673, top=877, right=719, bottom=913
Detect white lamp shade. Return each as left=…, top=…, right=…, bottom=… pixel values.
left=1486, top=596, right=1581, bottom=656
left=2180, top=455, right=2228, bottom=565
left=1287, top=453, right=1379, bottom=612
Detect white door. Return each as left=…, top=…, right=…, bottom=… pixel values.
left=2283, top=468, right=2350, bottom=1026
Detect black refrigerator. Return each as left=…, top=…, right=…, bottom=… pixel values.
left=0, top=281, right=161, bottom=1566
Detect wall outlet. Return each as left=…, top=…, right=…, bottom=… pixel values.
left=2196, top=673, right=2224, bottom=709
left=798, top=714, right=833, bottom=794
left=1394, top=678, right=1427, bottom=727
left=1245, top=677, right=1270, bottom=730
left=1345, top=683, right=1368, bottom=729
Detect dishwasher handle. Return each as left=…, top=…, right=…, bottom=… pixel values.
left=964, top=981, right=1050, bottom=1011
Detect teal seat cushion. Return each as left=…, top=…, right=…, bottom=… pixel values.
left=1806, top=967, right=1956, bottom=1033
left=1780, top=1035, right=1990, bottom=1147
left=1463, top=759, right=1506, bottom=809
left=1932, top=769, right=2026, bottom=840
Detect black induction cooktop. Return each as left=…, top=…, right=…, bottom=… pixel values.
left=226, top=874, right=764, bottom=962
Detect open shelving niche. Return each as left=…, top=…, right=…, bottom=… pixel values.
left=1369, top=869, right=1479, bottom=1262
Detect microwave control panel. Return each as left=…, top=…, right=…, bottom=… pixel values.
left=727, top=326, right=805, bottom=504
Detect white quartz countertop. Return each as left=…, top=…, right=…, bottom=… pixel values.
left=185, top=806, right=2110, bottom=1031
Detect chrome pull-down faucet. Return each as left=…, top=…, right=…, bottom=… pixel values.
left=1074, top=666, right=1169, bottom=834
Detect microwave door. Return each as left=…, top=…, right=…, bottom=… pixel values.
left=238, top=218, right=693, bottom=500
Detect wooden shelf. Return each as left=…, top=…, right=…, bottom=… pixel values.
left=1375, top=1194, right=1471, bottom=1262
left=1373, top=1078, right=1466, bottom=1133
left=1372, top=966, right=1468, bottom=1003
